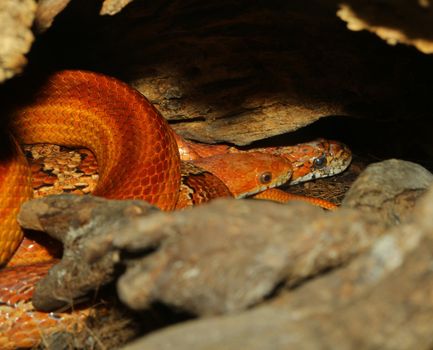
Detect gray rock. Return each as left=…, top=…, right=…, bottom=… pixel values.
left=120, top=183, right=433, bottom=350
left=116, top=199, right=384, bottom=315
left=342, top=159, right=433, bottom=225
left=18, top=194, right=158, bottom=311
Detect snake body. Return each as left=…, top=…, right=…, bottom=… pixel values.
left=1, top=70, right=294, bottom=267
left=0, top=70, right=351, bottom=348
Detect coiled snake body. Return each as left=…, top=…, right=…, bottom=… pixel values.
left=0, top=70, right=351, bottom=348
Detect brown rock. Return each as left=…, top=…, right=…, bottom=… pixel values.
left=100, top=0, right=135, bottom=15
left=116, top=199, right=384, bottom=315
left=18, top=194, right=159, bottom=311
left=120, top=184, right=433, bottom=350
left=34, top=0, right=71, bottom=32
left=19, top=194, right=383, bottom=313
left=338, top=1, right=433, bottom=54
left=342, top=159, right=433, bottom=226
left=0, top=0, right=36, bottom=82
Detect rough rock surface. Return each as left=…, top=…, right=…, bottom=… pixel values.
left=115, top=201, right=383, bottom=315
left=343, top=159, right=433, bottom=225
left=100, top=0, right=135, bottom=15
left=338, top=1, right=433, bottom=54
left=18, top=195, right=159, bottom=311
left=18, top=195, right=382, bottom=313
left=34, top=0, right=135, bottom=32
left=120, top=167, right=433, bottom=349
left=0, top=0, right=36, bottom=82
left=34, top=0, right=71, bottom=32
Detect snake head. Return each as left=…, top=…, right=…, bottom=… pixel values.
left=191, top=152, right=293, bottom=198
left=284, top=139, right=352, bottom=184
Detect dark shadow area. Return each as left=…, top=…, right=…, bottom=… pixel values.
left=238, top=114, right=433, bottom=172
left=23, top=230, right=63, bottom=259
left=21, top=0, right=433, bottom=125
left=0, top=132, right=20, bottom=163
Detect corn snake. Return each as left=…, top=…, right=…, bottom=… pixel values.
left=0, top=70, right=351, bottom=348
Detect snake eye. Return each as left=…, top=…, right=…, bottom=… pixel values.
left=313, top=155, right=327, bottom=169
left=259, top=172, right=272, bottom=184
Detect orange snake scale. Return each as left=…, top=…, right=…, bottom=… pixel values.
left=2, top=70, right=183, bottom=266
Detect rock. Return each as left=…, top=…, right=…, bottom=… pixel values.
left=18, top=194, right=383, bottom=313
left=0, top=0, right=36, bottom=82
left=120, top=183, right=433, bottom=350
left=18, top=194, right=159, bottom=311
left=100, top=0, right=135, bottom=15
left=34, top=0, right=71, bottom=33
left=19, top=193, right=386, bottom=314
left=338, top=1, right=433, bottom=54
left=342, top=159, right=433, bottom=226
left=116, top=199, right=384, bottom=315
left=34, top=0, right=135, bottom=32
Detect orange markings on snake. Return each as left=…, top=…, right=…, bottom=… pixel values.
left=1, top=70, right=292, bottom=267
left=1, top=70, right=351, bottom=267
left=0, top=70, right=351, bottom=348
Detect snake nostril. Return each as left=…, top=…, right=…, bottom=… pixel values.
left=259, top=171, right=272, bottom=184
